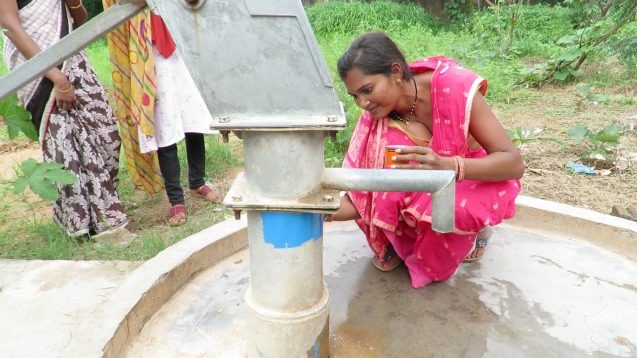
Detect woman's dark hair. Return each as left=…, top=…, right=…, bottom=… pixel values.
left=337, top=32, right=411, bottom=81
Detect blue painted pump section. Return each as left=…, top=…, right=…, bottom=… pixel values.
left=261, top=212, right=323, bottom=249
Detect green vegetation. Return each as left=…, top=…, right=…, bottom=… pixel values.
left=314, top=0, right=635, bottom=167
left=0, top=34, right=239, bottom=260
left=306, top=0, right=441, bottom=35
left=1, top=0, right=635, bottom=259
left=567, top=123, right=629, bottom=166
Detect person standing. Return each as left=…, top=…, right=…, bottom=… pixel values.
left=1, top=0, right=134, bottom=241
left=102, top=6, right=222, bottom=226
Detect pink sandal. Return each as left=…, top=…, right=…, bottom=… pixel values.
left=190, top=184, right=222, bottom=203
left=168, top=204, right=187, bottom=226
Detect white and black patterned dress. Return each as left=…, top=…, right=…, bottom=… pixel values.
left=3, top=0, right=128, bottom=236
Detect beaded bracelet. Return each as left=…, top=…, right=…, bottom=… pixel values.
left=68, top=1, right=83, bottom=9
left=55, top=84, right=74, bottom=93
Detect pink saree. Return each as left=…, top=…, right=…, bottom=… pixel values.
left=344, top=57, right=521, bottom=288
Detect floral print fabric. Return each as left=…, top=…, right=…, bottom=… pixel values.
left=4, top=0, right=128, bottom=236
left=43, top=52, right=128, bottom=237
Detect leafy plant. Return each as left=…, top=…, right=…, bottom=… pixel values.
left=11, top=159, right=77, bottom=201
left=520, top=0, right=637, bottom=86
left=574, top=83, right=610, bottom=104
left=0, top=94, right=38, bottom=140
left=567, top=123, right=628, bottom=165
left=0, top=95, right=77, bottom=202
left=507, top=126, right=543, bottom=148
left=506, top=126, right=562, bottom=149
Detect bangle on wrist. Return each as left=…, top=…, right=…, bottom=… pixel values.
left=55, top=84, right=73, bottom=93
left=68, top=1, right=83, bottom=9
left=453, top=155, right=465, bottom=182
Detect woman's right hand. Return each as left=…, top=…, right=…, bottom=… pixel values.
left=53, top=79, right=77, bottom=111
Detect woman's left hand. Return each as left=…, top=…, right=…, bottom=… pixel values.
left=392, top=146, right=454, bottom=171
left=66, top=0, right=87, bottom=28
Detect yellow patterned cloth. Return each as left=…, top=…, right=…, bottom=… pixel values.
left=101, top=2, right=163, bottom=194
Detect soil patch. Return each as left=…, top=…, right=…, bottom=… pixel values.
left=495, top=84, right=636, bottom=214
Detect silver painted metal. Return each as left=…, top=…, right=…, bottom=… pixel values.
left=243, top=131, right=325, bottom=198
left=0, top=0, right=146, bottom=100
left=223, top=173, right=341, bottom=213
left=234, top=131, right=330, bottom=357
left=148, top=0, right=346, bottom=129
left=246, top=211, right=324, bottom=310
left=322, top=168, right=456, bottom=233
left=222, top=131, right=341, bottom=213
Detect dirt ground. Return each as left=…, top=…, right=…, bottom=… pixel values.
left=1, top=84, right=636, bottom=228
left=494, top=84, right=636, bottom=215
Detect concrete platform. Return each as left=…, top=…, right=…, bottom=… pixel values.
left=0, top=260, right=141, bottom=358
left=2, top=196, right=636, bottom=357
left=126, top=221, right=637, bottom=357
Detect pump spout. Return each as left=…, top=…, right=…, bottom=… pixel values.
left=322, top=168, right=456, bottom=233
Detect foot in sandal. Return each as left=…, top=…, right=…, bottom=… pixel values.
left=464, top=226, right=493, bottom=263
left=190, top=184, right=223, bottom=203
left=168, top=204, right=187, bottom=226
left=372, top=245, right=403, bottom=271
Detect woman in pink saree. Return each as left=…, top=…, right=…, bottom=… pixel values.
left=328, top=32, right=524, bottom=288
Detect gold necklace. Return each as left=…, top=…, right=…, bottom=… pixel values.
left=392, top=77, right=418, bottom=125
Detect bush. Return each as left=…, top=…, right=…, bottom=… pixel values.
left=604, top=21, right=637, bottom=69
left=306, top=0, right=441, bottom=36
left=471, top=4, right=574, bottom=57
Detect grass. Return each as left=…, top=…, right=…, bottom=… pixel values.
left=1, top=1, right=636, bottom=260
left=0, top=135, right=239, bottom=260
left=0, top=34, right=241, bottom=260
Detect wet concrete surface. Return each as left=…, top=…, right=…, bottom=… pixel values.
left=128, top=221, right=637, bottom=357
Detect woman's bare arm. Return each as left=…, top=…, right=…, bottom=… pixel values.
left=394, top=91, right=524, bottom=182
left=463, top=92, right=525, bottom=181
left=327, top=194, right=360, bottom=222
left=65, top=0, right=87, bottom=27
left=0, top=0, right=76, bottom=109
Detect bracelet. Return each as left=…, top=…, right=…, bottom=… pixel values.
left=68, top=1, right=83, bottom=9
left=55, top=84, right=74, bottom=93
left=453, top=156, right=459, bottom=178
left=454, top=155, right=465, bottom=182
left=323, top=213, right=335, bottom=222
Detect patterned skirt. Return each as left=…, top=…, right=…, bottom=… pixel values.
left=42, top=52, right=128, bottom=237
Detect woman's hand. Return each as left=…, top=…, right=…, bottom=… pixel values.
left=66, top=0, right=87, bottom=27
left=391, top=146, right=455, bottom=171
left=53, top=78, right=78, bottom=111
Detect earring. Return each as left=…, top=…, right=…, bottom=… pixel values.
left=396, top=77, right=402, bottom=84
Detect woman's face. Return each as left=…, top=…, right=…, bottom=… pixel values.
left=343, top=67, right=400, bottom=120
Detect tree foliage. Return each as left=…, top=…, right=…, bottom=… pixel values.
left=521, top=0, right=637, bottom=86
